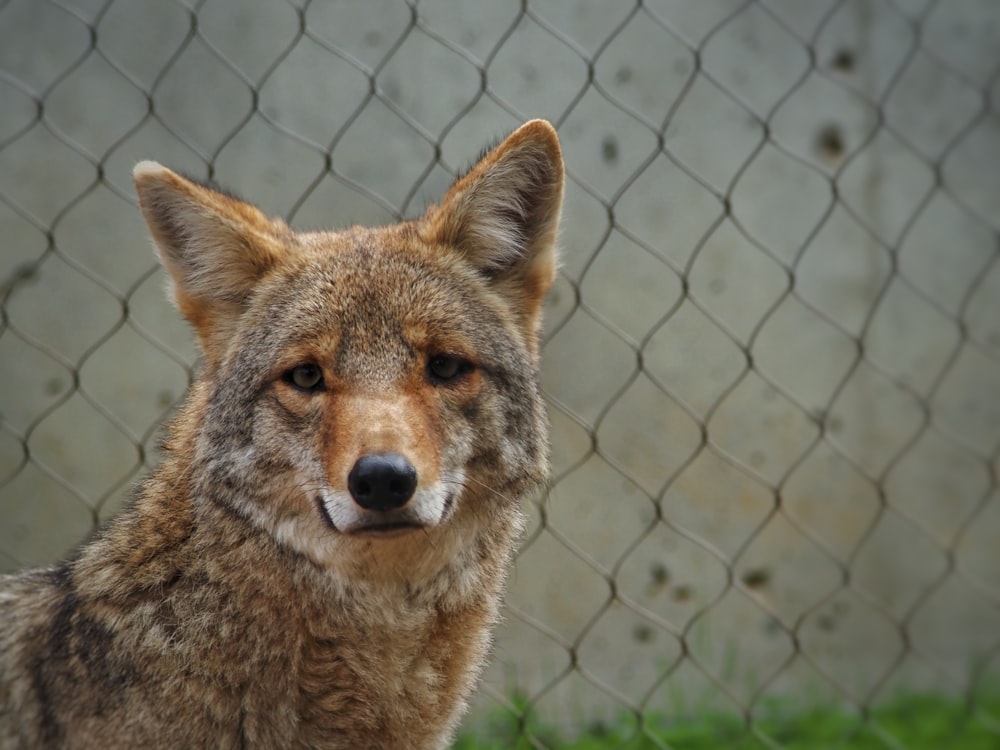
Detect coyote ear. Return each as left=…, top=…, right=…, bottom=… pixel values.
left=422, top=120, right=564, bottom=356
left=133, top=162, right=290, bottom=366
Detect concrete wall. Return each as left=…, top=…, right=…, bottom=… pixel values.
left=1, top=0, right=998, bottom=729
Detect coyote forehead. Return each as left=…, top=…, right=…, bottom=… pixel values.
left=233, top=227, right=524, bottom=386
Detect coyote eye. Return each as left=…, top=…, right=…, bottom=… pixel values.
left=428, top=354, right=473, bottom=384
left=286, top=363, right=324, bottom=392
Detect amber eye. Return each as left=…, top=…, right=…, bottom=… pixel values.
left=285, top=363, right=324, bottom=392
left=427, top=354, right=473, bottom=384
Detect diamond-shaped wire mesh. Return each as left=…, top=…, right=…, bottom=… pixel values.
left=1, top=0, right=999, bottom=746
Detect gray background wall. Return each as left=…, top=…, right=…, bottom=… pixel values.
left=1, top=0, right=998, bottom=739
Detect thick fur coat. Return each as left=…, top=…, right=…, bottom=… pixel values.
left=0, top=120, right=563, bottom=749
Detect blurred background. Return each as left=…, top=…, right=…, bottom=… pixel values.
left=1, top=0, right=998, bottom=746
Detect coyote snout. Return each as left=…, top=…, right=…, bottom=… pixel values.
left=313, top=388, right=458, bottom=535
left=0, top=120, right=563, bottom=749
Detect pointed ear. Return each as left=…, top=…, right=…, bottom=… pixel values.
left=421, top=120, right=564, bottom=356
left=133, top=162, right=291, bottom=367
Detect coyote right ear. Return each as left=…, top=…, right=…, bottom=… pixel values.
left=133, top=163, right=291, bottom=367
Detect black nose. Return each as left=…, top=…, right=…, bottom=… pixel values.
left=347, top=453, right=418, bottom=511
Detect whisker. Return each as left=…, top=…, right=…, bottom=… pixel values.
left=463, top=474, right=514, bottom=504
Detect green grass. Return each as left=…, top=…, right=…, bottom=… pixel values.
left=455, top=692, right=1000, bottom=749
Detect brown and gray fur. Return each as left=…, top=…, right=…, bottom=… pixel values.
left=0, top=120, right=563, bottom=749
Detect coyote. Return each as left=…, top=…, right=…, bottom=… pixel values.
left=0, top=120, right=563, bottom=749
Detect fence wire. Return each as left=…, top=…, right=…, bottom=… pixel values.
left=1, top=0, right=999, bottom=747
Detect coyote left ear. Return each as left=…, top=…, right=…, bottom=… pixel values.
left=422, top=120, right=564, bottom=355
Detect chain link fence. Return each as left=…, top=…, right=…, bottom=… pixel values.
left=2, top=0, right=999, bottom=746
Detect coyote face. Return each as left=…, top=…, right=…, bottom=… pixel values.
left=0, top=120, right=562, bottom=749
left=133, top=120, right=561, bottom=589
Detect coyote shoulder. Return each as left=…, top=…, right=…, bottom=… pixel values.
left=0, top=120, right=563, bottom=749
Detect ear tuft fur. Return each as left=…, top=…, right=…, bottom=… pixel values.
left=427, top=120, right=563, bottom=276
left=133, top=165, right=290, bottom=367
left=420, top=120, right=564, bottom=354
left=133, top=160, right=169, bottom=181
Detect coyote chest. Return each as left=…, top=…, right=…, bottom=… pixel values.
left=0, top=120, right=563, bottom=749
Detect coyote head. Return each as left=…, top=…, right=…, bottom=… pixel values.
left=133, top=121, right=563, bottom=588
